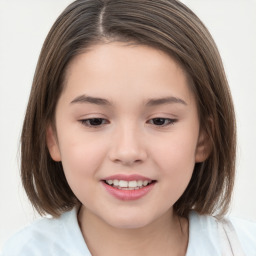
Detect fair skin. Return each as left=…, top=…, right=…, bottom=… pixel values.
left=47, top=42, right=209, bottom=256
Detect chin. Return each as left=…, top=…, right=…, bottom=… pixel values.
left=101, top=210, right=155, bottom=230
left=109, top=218, right=150, bottom=229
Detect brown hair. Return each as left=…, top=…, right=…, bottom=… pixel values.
left=21, top=0, right=236, bottom=218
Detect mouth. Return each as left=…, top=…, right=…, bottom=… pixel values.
left=101, top=175, right=157, bottom=200
left=103, top=179, right=157, bottom=190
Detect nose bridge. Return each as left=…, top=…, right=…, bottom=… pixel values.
left=109, top=119, right=147, bottom=164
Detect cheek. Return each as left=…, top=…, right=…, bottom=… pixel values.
left=159, top=143, right=196, bottom=171
left=58, top=136, right=108, bottom=187
left=58, top=137, right=109, bottom=205
left=152, top=131, right=197, bottom=169
left=154, top=142, right=196, bottom=207
left=150, top=132, right=198, bottom=193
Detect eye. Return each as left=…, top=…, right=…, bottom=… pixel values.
left=148, top=118, right=177, bottom=126
left=80, top=118, right=109, bottom=127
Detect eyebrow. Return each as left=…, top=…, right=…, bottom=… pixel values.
left=145, top=96, right=187, bottom=106
left=70, top=94, right=187, bottom=106
left=70, top=95, right=112, bottom=106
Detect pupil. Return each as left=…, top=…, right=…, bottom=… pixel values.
left=153, top=118, right=165, bottom=125
left=90, top=118, right=102, bottom=125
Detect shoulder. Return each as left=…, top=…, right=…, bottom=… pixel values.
left=1, top=216, right=62, bottom=255
left=229, top=215, right=256, bottom=253
left=187, top=211, right=256, bottom=255
left=1, top=207, right=90, bottom=256
left=187, top=211, right=221, bottom=255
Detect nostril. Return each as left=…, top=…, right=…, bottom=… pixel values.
left=109, top=150, right=147, bottom=165
left=114, top=158, right=143, bottom=166
left=108, top=133, right=147, bottom=164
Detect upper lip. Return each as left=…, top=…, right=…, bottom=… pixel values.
left=102, top=174, right=153, bottom=181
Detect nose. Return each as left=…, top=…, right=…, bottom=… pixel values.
left=108, top=124, right=147, bottom=166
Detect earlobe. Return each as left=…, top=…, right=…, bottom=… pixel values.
left=195, top=128, right=212, bottom=163
left=46, top=125, right=61, bottom=162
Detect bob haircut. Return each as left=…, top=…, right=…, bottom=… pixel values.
left=21, top=0, right=236, bottom=218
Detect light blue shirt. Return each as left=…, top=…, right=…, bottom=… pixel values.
left=1, top=208, right=256, bottom=255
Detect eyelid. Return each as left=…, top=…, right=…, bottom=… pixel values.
left=77, top=114, right=178, bottom=129
left=147, top=117, right=178, bottom=127
left=79, top=118, right=110, bottom=128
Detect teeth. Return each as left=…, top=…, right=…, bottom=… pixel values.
left=137, top=180, right=143, bottom=186
left=105, top=179, right=152, bottom=189
left=119, top=180, right=128, bottom=188
left=143, top=181, right=149, bottom=186
left=128, top=181, right=137, bottom=188
left=106, top=180, right=113, bottom=185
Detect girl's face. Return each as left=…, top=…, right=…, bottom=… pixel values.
left=47, top=42, right=208, bottom=228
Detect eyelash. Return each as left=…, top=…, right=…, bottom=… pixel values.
left=79, top=118, right=177, bottom=128
left=79, top=118, right=109, bottom=127
left=147, top=118, right=177, bottom=126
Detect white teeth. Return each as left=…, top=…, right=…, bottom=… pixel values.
left=137, top=180, right=143, bottom=186
left=143, top=181, right=149, bottom=186
left=119, top=180, right=128, bottom=188
left=105, top=179, right=152, bottom=189
left=128, top=181, right=137, bottom=188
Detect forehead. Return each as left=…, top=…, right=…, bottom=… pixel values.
left=62, top=42, right=195, bottom=106
left=68, top=42, right=184, bottom=77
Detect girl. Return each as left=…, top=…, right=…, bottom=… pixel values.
left=1, top=0, right=256, bottom=255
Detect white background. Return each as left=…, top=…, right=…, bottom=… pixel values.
left=0, top=0, right=255, bottom=248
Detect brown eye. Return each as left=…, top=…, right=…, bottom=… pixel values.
left=80, top=118, right=108, bottom=127
left=149, top=118, right=177, bottom=126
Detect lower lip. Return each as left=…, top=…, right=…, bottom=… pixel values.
left=101, top=181, right=155, bottom=201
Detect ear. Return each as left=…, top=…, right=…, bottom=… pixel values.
left=195, top=128, right=212, bottom=163
left=46, top=125, right=61, bottom=162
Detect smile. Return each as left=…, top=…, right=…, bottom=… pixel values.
left=101, top=175, right=156, bottom=200
left=104, top=179, right=154, bottom=190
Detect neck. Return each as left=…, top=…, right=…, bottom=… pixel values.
left=78, top=206, right=189, bottom=256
